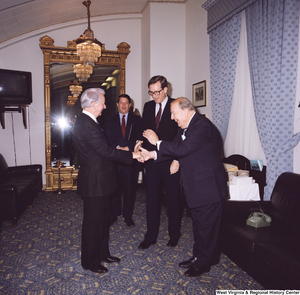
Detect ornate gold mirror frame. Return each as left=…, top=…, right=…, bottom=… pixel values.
left=39, top=35, right=130, bottom=191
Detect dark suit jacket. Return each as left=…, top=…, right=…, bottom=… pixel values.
left=142, top=97, right=178, bottom=160
left=104, top=112, right=142, bottom=152
left=157, top=112, right=228, bottom=208
left=71, top=113, right=133, bottom=198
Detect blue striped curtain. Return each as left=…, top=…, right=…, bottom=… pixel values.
left=246, top=0, right=300, bottom=199
left=210, top=13, right=242, bottom=141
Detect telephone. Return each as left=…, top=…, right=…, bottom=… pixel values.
left=246, top=212, right=272, bottom=228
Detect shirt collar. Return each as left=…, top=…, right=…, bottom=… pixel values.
left=185, top=111, right=196, bottom=130
left=83, top=109, right=97, bottom=123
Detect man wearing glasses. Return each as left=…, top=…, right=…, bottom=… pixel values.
left=138, top=75, right=181, bottom=249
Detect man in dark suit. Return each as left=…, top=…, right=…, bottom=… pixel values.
left=141, top=97, right=228, bottom=277
left=138, top=75, right=181, bottom=249
left=71, top=88, right=142, bottom=274
left=104, top=94, right=142, bottom=227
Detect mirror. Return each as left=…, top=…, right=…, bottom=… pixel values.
left=50, top=63, right=120, bottom=167
left=40, top=35, right=130, bottom=191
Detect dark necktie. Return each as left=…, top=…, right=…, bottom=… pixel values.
left=122, top=114, right=126, bottom=139
left=155, top=103, right=162, bottom=131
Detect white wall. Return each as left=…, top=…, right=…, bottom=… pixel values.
left=185, top=0, right=211, bottom=119
left=141, top=5, right=151, bottom=108
left=148, top=3, right=186, bottom=99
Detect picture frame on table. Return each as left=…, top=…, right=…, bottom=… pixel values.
left=192, top=80, right=206, bottom=107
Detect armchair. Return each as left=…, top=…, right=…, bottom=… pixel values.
left=0, top=153, right=42, bottom=227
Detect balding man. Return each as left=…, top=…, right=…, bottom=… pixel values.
left=141, top=97, right=228, bottom=277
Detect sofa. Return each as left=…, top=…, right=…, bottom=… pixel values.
left=0, top=153, right=42, bottom=227
left=220, top=172, right=300, bottom=289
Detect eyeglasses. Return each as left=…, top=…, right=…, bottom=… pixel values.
left=148, top=89, right=163, bottom=96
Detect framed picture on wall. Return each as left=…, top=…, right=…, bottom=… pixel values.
left=192, top=80, right=206, bottom=107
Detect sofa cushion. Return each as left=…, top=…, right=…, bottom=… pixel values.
left=221, top=222, right=295, bottom=254
left=255, top=241, right=300, bottom=273
left=254, top=241, right=300, bottom=289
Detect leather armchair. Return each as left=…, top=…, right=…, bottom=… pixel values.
left=0, top=153, right=42, bottom=227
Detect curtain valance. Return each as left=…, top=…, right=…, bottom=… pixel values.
left=202, top=0, right=257, bottom=33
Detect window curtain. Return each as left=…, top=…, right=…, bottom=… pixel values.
left=224, top=11, right=267, bottom=165
left=203, top=0, right=258, bottom=33
left=210, top=13, right=242, bottom=141
left=246, top=0, right=300, bottom=200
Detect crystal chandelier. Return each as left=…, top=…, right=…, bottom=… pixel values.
left=67, top=95, right=78, bottom=107
left=75, top=0, right=102, bottom=73
left=73, top=64, right=93, bottom=82
left=69, top=79, right=83, bottom=97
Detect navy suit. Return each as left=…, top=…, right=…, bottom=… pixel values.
left=142, top=96, right=181, bottom=243
left=71, top=112, right=132, bottom=270
left=157, top=112, right=228, bottom=268
left=104, top=112, right=142, bottom=221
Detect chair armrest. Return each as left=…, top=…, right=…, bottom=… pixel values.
left=0, top=184, right=18, bottom=194
left=0, top=185, right=18, bottom=220
left=7, top=164, right=42, bottom=176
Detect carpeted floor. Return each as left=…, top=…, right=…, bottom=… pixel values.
left=0, top=186, right=263, bottom=294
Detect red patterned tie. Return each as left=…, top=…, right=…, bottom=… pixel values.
left=122, top=114, right=126, bottom=139
left=155, top=103, right=162, bottom=131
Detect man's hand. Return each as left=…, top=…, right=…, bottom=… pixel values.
left=139, top=147, right=156, bottom=161
left=132, top=151, right=145, bottom=163
left=117, top=146, right=129, bottom=151
left=134, top=140, right=143, bottom=152
left=143, top=129, right=159, bottom=146
left=170, top=160, right=179, bottom=175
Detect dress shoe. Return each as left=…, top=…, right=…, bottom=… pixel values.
left=83, top=265, right=108, bottom=274
left=167, top=238, right=178, bottom=247
left=138, top=240, right=155, bottom=249
left=184, top=265, right=211, bottom=277
left=110, top=217, right=117, bottom=226
left=124, top=218, right=135, bottom=227
left=179, top=256, right=198, bottom=268
left=104, top=256, right=121, bottom=263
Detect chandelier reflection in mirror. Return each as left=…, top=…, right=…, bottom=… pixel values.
left=74, top=0, right=102, bottom=82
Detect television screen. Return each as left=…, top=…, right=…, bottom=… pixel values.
left=0, top=68, right=32, bottom=105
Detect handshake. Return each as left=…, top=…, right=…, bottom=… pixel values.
left=132, top=129, right=159, bottom=163
left=132, top=129, right=180, bottom=175
left=132, top=140, right=150, bottom=163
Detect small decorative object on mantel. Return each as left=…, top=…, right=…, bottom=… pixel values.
left=53, top=161, right=66, bottom=168
left=193, top=80, right=206, bottom=107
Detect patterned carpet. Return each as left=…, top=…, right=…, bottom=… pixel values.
left=0, top=186, right=263, bottom=294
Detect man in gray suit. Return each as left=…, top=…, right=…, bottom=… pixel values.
left=140, top=97, right=228, bottom=277
left=71, top=88, right=141, bottom=273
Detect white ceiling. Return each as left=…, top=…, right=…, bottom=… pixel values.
left=0, top=0, right=186, bottom=45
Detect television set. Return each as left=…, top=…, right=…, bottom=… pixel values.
left=0, top=68, right=32, bottom=105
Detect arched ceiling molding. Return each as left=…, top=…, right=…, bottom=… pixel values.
left=0, top=14, right=142, bottom=50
